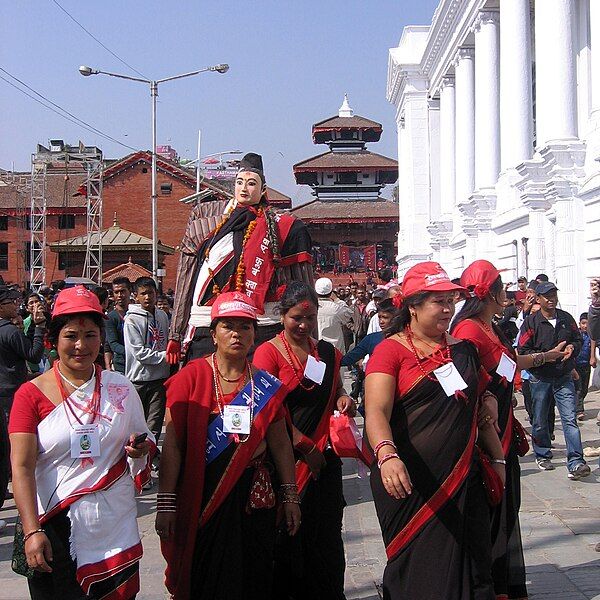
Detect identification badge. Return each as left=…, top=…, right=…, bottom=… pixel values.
left=70, top=424, right=101, bottom=459
left=497, top=353, right=517, bottom=383
left=223, top=404, right=251, bottom=435
left=304, top=354, right=326, bottom=385
left=433, top=362, right=468, bottom=397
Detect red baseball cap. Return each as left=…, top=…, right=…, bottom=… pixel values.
left=52, top=285, right=108, bottom=319
left=211, top=292, right=258, bottom=321
left=460, top=260, right=504, bottom=299
left=402, top=262, right=466, bottom=298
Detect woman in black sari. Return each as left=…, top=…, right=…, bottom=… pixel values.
left=253, top=281, right=355, bottom=600
left=452, top=260, right=568, bottom=600
left=365, top=262, right=505, bottom=600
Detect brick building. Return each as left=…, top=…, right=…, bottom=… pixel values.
left=0, top=149, right=293, bottom=290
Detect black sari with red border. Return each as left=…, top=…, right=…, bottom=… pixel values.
left=160, top=358, right=286, bottom=600
left=253, top=339, right=347, bottom=600
left=367, top=338, right=495, bottom=600
left=452, top=319, right=528, bottom=600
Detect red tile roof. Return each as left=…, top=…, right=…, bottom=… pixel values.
left=102, top=259, right=152, bottom=283
left=293, top=150, right=398, bottom=173
left=313, top=115, right=382, bottom=131
left=291, top=200, right=399, bottom=223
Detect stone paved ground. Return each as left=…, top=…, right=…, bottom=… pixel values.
left=1, top=391, right=600, bottom=599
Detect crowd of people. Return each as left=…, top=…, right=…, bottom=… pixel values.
left=0, top=150, right=598, bottom=600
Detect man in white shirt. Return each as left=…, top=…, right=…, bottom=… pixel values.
left=315, top=277, right=353, bottom=353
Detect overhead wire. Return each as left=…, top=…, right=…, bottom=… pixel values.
left=0, top=69, right=139, bottom=152
left=49, top=0, right=148, bottom=79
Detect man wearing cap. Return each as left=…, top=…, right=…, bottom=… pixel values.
left=315, top=277, right=353, bottom=353
left=515, top=276, right=528, bottom=304
left=517, top=282, right=590, bottom=478
left=0, top=285, right=46, bottom=524
left=166, top=153, right=313, bottom=363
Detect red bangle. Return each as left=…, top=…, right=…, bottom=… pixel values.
left=374, top=440, right=396, bottom=458
left=295, top=435, right=316, bottom=454
left=377, top=452, right=400, bottom=469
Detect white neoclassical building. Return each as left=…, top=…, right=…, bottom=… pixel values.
left=388, top=0, right=600, bottom=315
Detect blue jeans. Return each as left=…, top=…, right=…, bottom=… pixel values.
left=530, top=374, right=585, bottom=471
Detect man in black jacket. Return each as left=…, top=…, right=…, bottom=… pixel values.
left=518, top=282, right=589, bottom=479
left=105, top=277, right=130, bottom=374
left=0, top=285, right=46, bottom=519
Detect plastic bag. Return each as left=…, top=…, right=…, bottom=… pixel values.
left=329, top=411, right=374, bottom=468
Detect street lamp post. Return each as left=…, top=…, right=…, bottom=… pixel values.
left=79, top=63, right=229, bottom=282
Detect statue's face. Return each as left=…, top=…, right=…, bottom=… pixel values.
left=235, top=171, right=265, bottom=206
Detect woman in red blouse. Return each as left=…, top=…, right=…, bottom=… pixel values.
left=365, top=262, right=505, bottom=600
left=253, top=281, right=355, bottom=600
left=156, top=292, right=300, bottom=600
left=451, top=260, right=567, bottom=600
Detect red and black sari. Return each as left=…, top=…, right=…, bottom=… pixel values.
left=253, top=339, right=347, bottom=600
left=452, top=319, right=528, bottom=600
left=366, top=338, right=495, bottom=600
left=160, top=358, right=287, bottom=600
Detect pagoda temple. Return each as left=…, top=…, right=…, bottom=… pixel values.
left=292, top=96, right=399, bottom=284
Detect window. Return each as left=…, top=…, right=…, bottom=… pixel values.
left=58, top=214, right=75, bottom=229
left=25, top=215, right=31, bottom=230
left=0, top=216, right=7, bottom=230
left=58, top=253, right=75, bottom=271
left=160, top=182, right=172, bottom=195
left=0, top=243, right=7, bottom=270
left=336, top=172, right=358, bottom=185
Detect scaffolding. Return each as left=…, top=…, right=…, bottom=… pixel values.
left=29, top=141, right=103, bottom=291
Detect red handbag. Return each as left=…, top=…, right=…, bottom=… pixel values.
left=477, top=448, right=504, bottom=506
left=329, top=412, right=375, bottom=467
left=512, top=418, right=530, bottom=457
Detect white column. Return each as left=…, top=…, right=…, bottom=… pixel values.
left=500, top=0, right=533, bottom=170
left=439, top=76, right=455, bottom=218
left=535, top=0, right=578, bottom=146
left=474, top=10, right=500, bottom=190
left=454, top=48, right=475, bottom=205
left=591, top=0, right=600, bottom=116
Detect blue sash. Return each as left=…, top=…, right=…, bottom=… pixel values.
left=205, top=369, right=283, bottom=465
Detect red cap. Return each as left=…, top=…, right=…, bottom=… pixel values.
left=52, top=285, right=108, bottom=319
left=402, top=261, right=466, bottom=299
left=211, top=292, right=258, bottom=321
left=460, top=260, right=503, bottom=300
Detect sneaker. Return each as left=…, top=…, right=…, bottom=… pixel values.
left=143, top=479, right=153, bottom=491
left=0, top=519, right=6, bottom=534
left=536, top=458, right=555, bottom=471
left=577, top=412, right=585, bottom=421
left=567, top=463, right=591, bottom=480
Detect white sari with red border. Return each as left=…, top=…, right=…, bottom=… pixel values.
left=35, top=370, right=155, bottom=599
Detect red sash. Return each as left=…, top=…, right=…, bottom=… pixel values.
left=385, top=405, right=478, bottom=562
left=221, top=212, right=295, bottom=312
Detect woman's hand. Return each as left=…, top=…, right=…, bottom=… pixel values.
left=303, top=447, right=326, bottom=480
left=544, top=341, right=567, bottom=362
left=491, top=462, right=506, bottom=487
left=26, top=531, right=53, bottom=572
left=337, top=395, right=357, bottom=417
left=380, top=457, right=412, bottom=500
left=124, top=433, right=151, bottom=459
left=283, top=502, right=301, bottom=536
left=155, top=512, right=176, bottom=541
left=479, top=393, right=500, bottom=433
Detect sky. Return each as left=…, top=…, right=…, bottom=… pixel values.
left=0, top=0, right=440, bottom=203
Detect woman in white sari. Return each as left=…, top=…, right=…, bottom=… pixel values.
left=9, top=286, right=154, bottom=600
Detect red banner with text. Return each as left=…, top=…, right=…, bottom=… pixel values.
left=339, top=245, right=377, bottom=270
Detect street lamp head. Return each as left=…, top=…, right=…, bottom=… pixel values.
left=214, top=64, right=229, bottom=74
left=78, top=65, right=98, bottom=77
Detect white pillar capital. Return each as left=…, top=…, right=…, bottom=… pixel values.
left=453, top=47, right=474, bottom=67
left=440, top=75, right=455, bottom=90
left=472, top=9, right=499, bottom=33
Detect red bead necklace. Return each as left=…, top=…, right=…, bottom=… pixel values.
left=405, top=327, right=452, bottom=382
left=278, top=331, right=320, bottom=391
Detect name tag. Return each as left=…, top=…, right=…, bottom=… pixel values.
left=304, top=354, right=326, bottom=385
left=223, top=405, right=251, bottom=435
left=497, top=353, right=517, bottom=383
left=433, top=362, right=468, bottom=397
left=70, top=424, right=101, bottom=459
